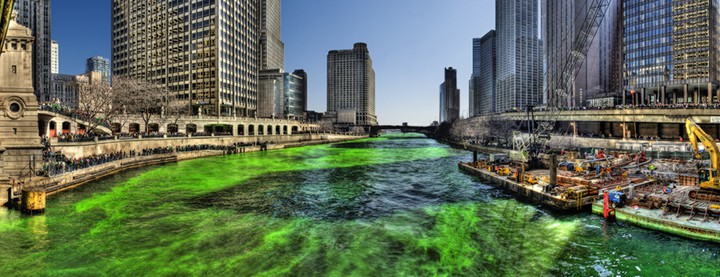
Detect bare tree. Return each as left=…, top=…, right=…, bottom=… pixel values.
left=114, top=77, right=166, bottom=134
left=76, top=76, right=118, bottom=134
left=163, top=98, right=189, bottom=126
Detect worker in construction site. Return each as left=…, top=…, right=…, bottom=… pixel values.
left=649, top=164, right=656, bottom=175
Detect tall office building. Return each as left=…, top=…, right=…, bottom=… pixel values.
left=260, top=0, right=283, bottom=70
left=292, top=69, right=308, bottom=112
left=440, top=67, right=460, bottom=123
left=283, top=71, right=305, bottom=119
left=327, top=43, right=377, bottom=126
left=469, top=38, right=480, bottom=117
left=14, top=0, right=52, bottom=103
left=51, top=40, right=58, bottom=74
left=258, top=69, right=284, bottom=118
left=111, top=0, right=262, bottom=117
left=86, top=56, right=111, bottom=84
left=495, top=0, right=543, bottom=112
left=470, top=31, right=497, bottom=116
left=542, top=0, right=623, bottom=108
left=624, top=0, right=720, bottom=105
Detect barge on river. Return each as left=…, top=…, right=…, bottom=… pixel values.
left=458, top=162, right=597, bottom=211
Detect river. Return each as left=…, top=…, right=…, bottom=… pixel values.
left=0, top=133, right=718, bottom=276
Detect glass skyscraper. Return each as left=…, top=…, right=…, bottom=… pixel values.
left=495, top=0, right=543, bottom=112
left=86, top=56, right=111, bottom=84
left=470, top=31, right=496, bottom=116
left=624, top=0, right=720, bottom=105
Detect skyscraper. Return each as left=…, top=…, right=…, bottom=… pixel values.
left=283, top=71, right=305, bottom=119
left=111, top=0, right=262, bottom=117
left=258, top=69, right=284, bottom=118
left=86, top=56, right=111, bottom=84
left=51, top=40, right=58, bottom=74
left=542, top=0, right=623, bottom=107
left=14, top=0, right=51, bottom=103
left=260, top=0, right=283, bottom=70
left=440, top=67, right=460, bottom=123
left=292, top=69, right=308, bottom=112
left=495, top=0, right=543, bottom=112
left=470, top=31, right=497, bottom=116
left=623, top=0, right=720, bottom=105
left=327, top=43, right=377, bottom=126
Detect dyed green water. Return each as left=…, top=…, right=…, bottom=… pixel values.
left=0, top=134, right=718, bottom=276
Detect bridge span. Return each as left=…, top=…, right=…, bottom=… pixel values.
left=369, top=125, right=435, bottom=136
left=470, top=108, right=720, bottom=140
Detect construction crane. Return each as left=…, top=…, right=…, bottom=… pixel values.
left=0, top=0, right=15, bottom=55
left=513, top=0, right=613, bottom=163
left=685, top=118, right=720, bottom=201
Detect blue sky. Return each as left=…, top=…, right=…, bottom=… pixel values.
left=52, top=0, right=494, bottom=125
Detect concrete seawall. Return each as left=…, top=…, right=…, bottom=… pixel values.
left=2, top=134, right=363, bottom=205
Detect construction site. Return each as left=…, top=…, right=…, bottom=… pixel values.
left=456, top=0, right=720, bottom=243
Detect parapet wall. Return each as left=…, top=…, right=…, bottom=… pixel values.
left=51, top=134, right=356, bottom=158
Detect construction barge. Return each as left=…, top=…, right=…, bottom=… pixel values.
left=458, top=162, right=598, bottom=211
left=459, top=118, right=720, bottom=243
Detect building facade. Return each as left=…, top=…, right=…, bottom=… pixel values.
left=111, top=0, right=264, bottom=117
left=51, top=39, right=57, bottom=74
left=542, top=0, right=623, bottom=108
left=86, top=56, right=111, bottom=84
left=14, top=0, right=52, bottom=103
left=292, top=69, right=308, bottom=112
left=471, top=31, right=497, bottom=116
left=283, top=71, right=305, bottom=119
left=440, top=67, right=460, bottom=123
left=327, top=43, right=377, bottom=126
left=623, top=0, right=720, bottom=105
left=50, top=73, right=79, bottom=108
left=258, top=69, right=284, bottom=118
left=495, top=0, right=543, bottom=112
left=260, top=0, right=283, bottom=70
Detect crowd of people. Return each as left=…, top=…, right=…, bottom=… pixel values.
left=41, top=150, right=131, bottom=177
left=40, top=141, right=272, bottom=177
left=56, top=132, right=114, bottom=143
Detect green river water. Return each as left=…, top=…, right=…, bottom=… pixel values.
left=0, top=133, right=718, bottom=276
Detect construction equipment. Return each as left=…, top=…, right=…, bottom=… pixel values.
left=497, top=167, right=511, bottom=176
left=685, top=118, right=720, bottom=201
left=512, top=0, right=612, bottom=162
left=524, top=174, right=539, bottom=185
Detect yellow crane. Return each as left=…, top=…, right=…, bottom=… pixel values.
left=685, top=118, right=720, bottom=195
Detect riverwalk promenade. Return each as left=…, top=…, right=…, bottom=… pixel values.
left=2, top=133, right=364, bottom=206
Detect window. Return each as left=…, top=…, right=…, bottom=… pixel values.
left=11, top=65, right=16, bottom=74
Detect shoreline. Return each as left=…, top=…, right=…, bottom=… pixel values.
left=5, top=134, right=364, bottom=205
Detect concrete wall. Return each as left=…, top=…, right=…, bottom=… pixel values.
left=51, top=134, right=360, bottom=159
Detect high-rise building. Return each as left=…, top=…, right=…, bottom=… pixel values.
left=283, top=71, right=305, bottom=119
left=111, top=0, right=263, bottom=117
left=50, top=74, right=79, bottom=108
left=86, top=56, right=111, bottom=84
left=14, top=0, right=52, bottom=103
left=327, top=43, right=377, bottom=126
left=440, top=67, right=460, bottom=123
left=258, top=69, right=284, bottom=118
left=495, top=0, right=543, bottom=112
left=51, top=40, right=58, bottom=74
left=624, top=0, right=720, bottom=105
left=542, top=0, right=623, bottom=108
left=260, top=0, right=283, bottom=70
left=470, top=31, right=497, bottom=116
left=292, top=69, right=308, bottom=112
